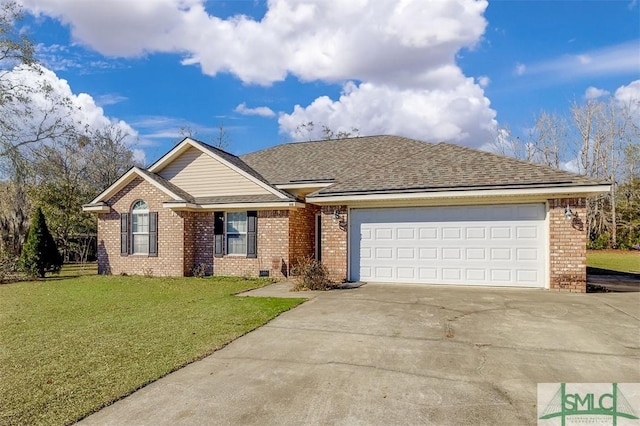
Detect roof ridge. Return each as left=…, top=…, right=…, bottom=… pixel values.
left=241, top=134, right=407, bottom=157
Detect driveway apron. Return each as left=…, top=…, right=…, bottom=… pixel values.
left=80, top=284, right=640, bottom=425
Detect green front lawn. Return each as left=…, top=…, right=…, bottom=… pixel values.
left=0, top=276, right=304, bottom=426
left=587, top=250, right=640, bottom=275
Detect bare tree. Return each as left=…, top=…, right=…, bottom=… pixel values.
left=212, top=122, right=231, bottom=150
left=178, top=122, right=231, bottom=150
left=88, top=125, right=138, bottom=192
left=294, top=121, right=360, bottom=141
left=526, top=111, right=567, bottom=168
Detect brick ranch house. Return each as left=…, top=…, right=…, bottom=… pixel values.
left=83, top=136, right=610, bottom=292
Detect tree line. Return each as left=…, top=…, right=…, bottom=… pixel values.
left=0, top=2, right=137, bottom=272
left=492, top=97, right=640, bottom=249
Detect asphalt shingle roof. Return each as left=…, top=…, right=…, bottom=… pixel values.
left=135, top=168, right=196, bottom=202
left=240, top=135, right=603, bottom=197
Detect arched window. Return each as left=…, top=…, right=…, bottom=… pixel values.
left=131, top=200, right=149, bottom=254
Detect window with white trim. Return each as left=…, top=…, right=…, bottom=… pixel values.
left=226, top=211, right=247, bottom=255
left=131, top=200, right=149, bottom=254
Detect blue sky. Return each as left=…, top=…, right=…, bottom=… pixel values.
left=16, top=0, right=640, bottom=165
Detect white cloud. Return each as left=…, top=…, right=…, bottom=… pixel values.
left=514, top=63, right=526, bottom=76
left=584, top=86, right=610, bottom=100
left=96, top=93, right=128, bottom=106
left=477, top=75, right=490, bottom=88
left=577, top=55, right=591, bottom=65
left=524, top=41, right=640, bottom=80
left=279, top=77, right=497, bottom=146
left=34, top=42, right=125, bottom=73
left=20, top=0, right=496, bottom=146
left=614, top=79, right=640, bottom=105
left=234, top=102, right=276, bottom=118
left=4, top=65, right=141, bottom=160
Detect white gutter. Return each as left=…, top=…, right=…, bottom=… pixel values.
left=306, top=184, right=611, bottom=204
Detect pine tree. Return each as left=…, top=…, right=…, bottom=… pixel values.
left=19, top=207, right=63, bottom=278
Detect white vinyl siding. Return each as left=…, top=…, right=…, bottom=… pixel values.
left=157, top=147, right=271, bottom=197
left=350, top=204, right=546, bottom=288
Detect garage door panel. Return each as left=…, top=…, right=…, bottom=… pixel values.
left=397, top=247, right=416, bottom=259
left=517, top=226, right=538, bottom=239
left=465, top=248, right=486, bottom=260
left=419, top=248, right=438, bottom=259
left=350, top=204, right=546, bottom=287
left=442, top=248, right=461, bottom=259
left=517, top=270, right=538, bottom=282
left=375, top=247, right=393, bottom=259
left=466, top=227, right=486, bottom=239
left=516, top=248, right=538, bottom=260
left=442, top=227, right=462, bottom=239
left=375, top=266, right=393, bottom=278
left=397, top=228, right=415, bottom=239
left=490, top=227, right=511, bottom=239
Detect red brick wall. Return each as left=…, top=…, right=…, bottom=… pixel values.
left=289, top=205, right=320, bottom=270
left=548, top=198, right=587, bottom=292
left=192, top=212, right=214, bottom=275
left=213, top=210, right=290, bottom=278
left=183, top=212, right=195, bottom=276
left=97, top=178, right=186, bottom=276
left=320, top=205, right=348, bottom=283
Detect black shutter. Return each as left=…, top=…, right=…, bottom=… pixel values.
left=120, top=213, right=129, bottom=256
left=214, top=211, right=224, bottom=258
left=149, top=212, right=158, bottom=257
left=247, top=211, right=257, bottom=258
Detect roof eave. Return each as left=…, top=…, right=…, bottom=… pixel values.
left=82, top=202, right=110, bottom=213
left=306, top=184, right=611, bottom=204
left=88, top=167, right=186, bottom=204
left=163, top=201, right=306, bottom=211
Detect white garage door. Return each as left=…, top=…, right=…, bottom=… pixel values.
left=349, top=204, right=547, bottom=287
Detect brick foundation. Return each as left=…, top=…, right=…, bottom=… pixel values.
left=548, top=198, right=587, bottom=292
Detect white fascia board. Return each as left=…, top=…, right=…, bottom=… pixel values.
left=276, top=182, right=333, bottom=190
left=306, top=184, right=611, bottom=205
left=89, top=167, right=185, bottom=204
left=164, top=201, right=306, bottom=211
left=148, top=137, right=288, bottom=200
left=82, top=204, right=110, bottom=213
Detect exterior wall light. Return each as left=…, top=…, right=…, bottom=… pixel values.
left=564, top=205, right=574, bottom=221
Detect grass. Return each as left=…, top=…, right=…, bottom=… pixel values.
left=0, top=275, right=304, bottom=426
left=587, top=249, right=640, bottom=275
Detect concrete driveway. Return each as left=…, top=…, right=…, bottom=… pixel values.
left=80, top=284, right=640, bottom=425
